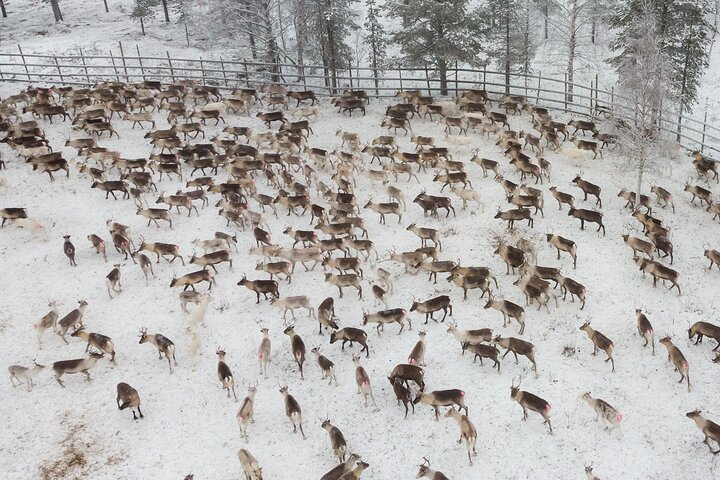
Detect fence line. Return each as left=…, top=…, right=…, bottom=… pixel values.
left=0, top=47, right=718, bottom=156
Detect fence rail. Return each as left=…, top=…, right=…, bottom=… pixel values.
left=1, top=46, right=720, bottom=157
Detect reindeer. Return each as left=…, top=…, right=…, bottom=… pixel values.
left=362, top=309, right=410, bottom=335
left=686, top=410, right=720, bottom=454
left=414, top=390, right=468, bottom=420
left=330, top=327, right=369, bottom=357
left=494, top=207, right=534, bottom=229
left=447, top=272, right=493, bottom=300
left=415, top=458, right=450, bottom=480
left=510, top=381, right=552, bottom=434
left=216, top=349, right=238, bottom=402
left=581, top=392, right=621, bottom=430
left=269, top=296, right=316, bottom=320
left=8, top=360, right=45, bottom=390
left=283, top=324, right=306, bottom=379
left=650, top=185, right=675, bottom=213
left=325, top=273, right=363, bottom=299
left=568, top=208, right=605, bottom=235
left=70, top=325, right=116, bottom=362
left=237, top=276, right=280, bottom=303
left=56, top=300, right=89, bottom=345
left=493, top=336, right=537, bottom=372
left=52, top=351, right=104, bottom=387
left=494, top=242, right=526, bottom=275
left=279, top=385, right=305, bottom=439
left=572, top=175, right=602, bottom=207
left=62, top=235, right=77, bottom=267
left=33, top=300, right=59, bottom=349
left=116, top=382, right=144, bottom=420
left=462, top=342, right=500, bottom=372
left=447, top=323, right=493, bottom=350
left=684, top=182, right=713, bottom=206
left=363, top=200, right=402, bottom=224
left=622, top=234, right=655, bottom=259
left=139, top=328, right=177, bottom=373
left=634, top=308, right=655, bottom=355
left=353, top=355, right=378, bottom=408
left=484, top=295, right=525, bottom=334
left=444, top=407, right=477, bottom=465
left=411, top=296, right=453, bottom=323
left=659, top=336, right=690, bottom=392
left=317, top=298, right=339, bottom=336
left=579, top=322, right=615, bottom=371
left=688, top=321, right=720, bottom=351
left=635, top=258, right=681, bottom=294
left=311, top=347, right=337, bottom=386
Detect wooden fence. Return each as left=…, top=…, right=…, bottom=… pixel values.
left=1, top=43, right=719, bottom=157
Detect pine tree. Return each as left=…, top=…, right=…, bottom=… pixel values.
left=364, top=0, right=386, bottom=94
left=610, top=0, right=714, bottom=113
left=308, top=0, right=358, bottom=92
left=387, top=0, right=482, bottom=96
left=482, top=0, right=536, bottom=92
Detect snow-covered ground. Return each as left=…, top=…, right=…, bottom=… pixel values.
left=1, top=77, right=720, bottom=480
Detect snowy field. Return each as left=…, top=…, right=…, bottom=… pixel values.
left=1, top=79, right=720, bottom=480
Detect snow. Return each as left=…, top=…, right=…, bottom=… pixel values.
left=1, top=79, right=720, bottom=480
left=1, top=3, right=720, bottom=479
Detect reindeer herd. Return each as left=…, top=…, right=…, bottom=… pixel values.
left=1, top=79, right=720, bottom=479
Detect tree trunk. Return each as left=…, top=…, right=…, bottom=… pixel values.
left=438, top=58, right=448, bottom=96
left=325, top=7, right=338, bottom=93
left=260, top=0, right=280, bottom=83
left=0, top=0, right=7, bottom=18
left=402, top=0, right=410, bottom=27
left=51, top=0, right=63, bottom=22
left=161, top=0, right=170, bottom=22
left=566, top=0, right=578, bottom=104
left=504, top=0, right=511, bottom=94
left=543, top=1, right=548, bottom=40
left=370, top=29, right=379, bottom=96
left=103, top=0, right=109, bottom=13
left=140, top=16, right=146, bottom=36
left=635, top=160, right=644, bottom=213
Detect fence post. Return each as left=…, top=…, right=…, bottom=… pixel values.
left=109, top=50, right=119, bottom=81
left=243, top=59, right=250, bottom=87
left=424, top=64, right=431, bottom=97
left=166, top=51, right=175, bottom=83
left=589, top=80, right=594, bottom=116
left=17, top=44, right=31, bottom=81
left=455, top=61, right=459, bottom=97
left=219, top=56, right=228, bottom=87
left=398, top=69, right=403, bottom=91
left=199, top=57, right=205, bottom=84
left=595, top=73, right=599, bottom=113
left=563, top=73, right=568, bottom=112
left=301, top=64, right=307, bottom=90
left=701, top=110, right=709, bottom=153
left=53, top=55, right=64, bottom=84
left=136, top=45, right=146, bottom=82
left=118, top=41, right=129, bottom=82
left=78, top=48, right=91, bottom=85
left=536, top=72, right=541, bottom=103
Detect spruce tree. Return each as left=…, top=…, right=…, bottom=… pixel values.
left=364, top=0, right=386, bottom=94
left=482, top=0, right=536, bottom=92
left=610, top=0, right=714, bottom=113
left=387, top=0, right=482, bottom=96
left=308, top=0, right=358, bottom=92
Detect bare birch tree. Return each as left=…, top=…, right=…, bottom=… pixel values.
left=612, top=0, right=673, bottom=210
